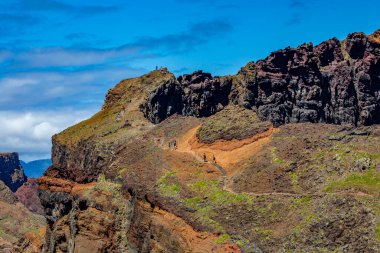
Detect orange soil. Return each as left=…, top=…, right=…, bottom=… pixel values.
left=38, top=175, right=241, bottom=252
left=141, top=201, right=241, bottom=253
left=176, top=125, right=275, bottom=175
left=162, top=150, right=221, bottom=183
left=24, top=226, right=47, bottom=251
left=37, top=176, right=96, bottom=195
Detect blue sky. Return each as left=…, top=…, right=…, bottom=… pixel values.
left=1, top=0, right=380, bottom=161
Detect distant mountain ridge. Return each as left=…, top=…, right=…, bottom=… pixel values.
left=20, top=159, right=51, bottom=178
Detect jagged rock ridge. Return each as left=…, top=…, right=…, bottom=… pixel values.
left=140, top=70, right=232, bottom=124
left=141, top=30, right=380, bottom=127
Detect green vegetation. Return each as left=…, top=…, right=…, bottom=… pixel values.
left=157, top=172, right=181, bottom=197
left=94, top=173, right=122, bottom=196
left=188, top=180, right=252, bottom=206
left=291, top=195, right=312, bottom=209
left=324, top=169, right=380, bottom=195
left=255, top=227, right=273, bottom=240
left=197, top=105, right=271, bottom=144
left=181, top=179, right=255, bottom=245
left=289, top=171, right=299, bottom=191
left=215, top=233, right=231, bottom=244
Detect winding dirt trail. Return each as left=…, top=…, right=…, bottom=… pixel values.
left=172, top=125, right=275, bottom=192
left=158, top=125, right=374, bottom=198
left=176, top=125, right=274, bottom=171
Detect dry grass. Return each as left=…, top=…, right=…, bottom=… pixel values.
left=0, top=201, right=45, bottom=245
left=197, top=105, right=271, bottom=144
left=55, top=70, right=174, bottom=147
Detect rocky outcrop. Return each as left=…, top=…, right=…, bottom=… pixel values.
left=141, top=30, right=380, bottom=127
left=141, top=71, right=233, bottom=124
left=248, top=32, right=380, bottom=126
left=0, top=152, right=27, bottom=192
left=45, top=138, right=105, bottom=183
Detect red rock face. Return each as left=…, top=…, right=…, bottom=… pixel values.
left=142, top=30, right=380, bottom=127
left=15, top=178, right=44, bottom=214
left=0, top=152, right=27, bottom=192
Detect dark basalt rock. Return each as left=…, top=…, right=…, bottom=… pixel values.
left=141, top=30, right=380, bottom=127
left=140, top=71, right=232, bottom=124
left=0, top=152, right=27, bottom=192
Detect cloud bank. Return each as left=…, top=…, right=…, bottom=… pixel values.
left=0, top=109, right=96, bottom=161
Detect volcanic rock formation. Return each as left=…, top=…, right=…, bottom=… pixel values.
left=0, top=152, right=27, bottom=192
left=140, top=70, right=232, bottom=124
left=142, top=31, right=380, bottom=127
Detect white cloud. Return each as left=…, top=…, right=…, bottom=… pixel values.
left=0, top=109, right=96, bottom=161
left=0, top=62, right=146, bottom=163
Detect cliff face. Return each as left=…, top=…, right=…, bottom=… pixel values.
left=37, top=176, right=239, bottom=253
left=142, top=31, right=380, bottom=127
left=38, top=29, right=380, bottom=253
left=0, top=152, right=27, bottom=192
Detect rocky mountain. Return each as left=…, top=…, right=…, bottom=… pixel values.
left=21, top=159, right=52, bottom=178
left=0, top=153, right=27, bottom=192
left=37, top=29, right=380, bottom=252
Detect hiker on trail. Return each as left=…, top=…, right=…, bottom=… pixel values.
left=124, top=119, right=131, bottom=127
left=173, top=140, right=177, bottom=150
left=203, top=153, right=207, bottom=162
left=168, top=142, right=171, bottom=150
left=212, top=155, right=216, bottom=164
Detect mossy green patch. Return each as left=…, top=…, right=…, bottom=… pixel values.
left=189, top=180, right=252, bottom=206
left=323, top=169, right=380, bottom=195
left=215, top=233, right=231, bottom=244
left=157, top=172, right=181, bottom=197
left=376, top=223, right=380, bottom=242
left=255, top=228, right=273, bottom=240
